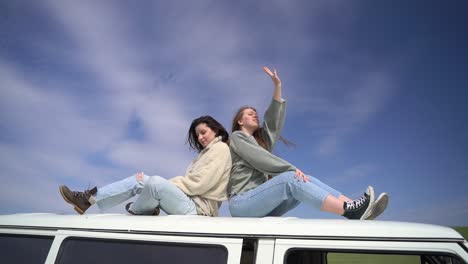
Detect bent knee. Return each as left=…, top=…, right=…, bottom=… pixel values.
left=135, top=172, right=145, bottom=183
left=279, top=171, right=299, bottom=183
left=279, top=171, right=313, bottom=187
left=146, top=176, right=172, bottom=191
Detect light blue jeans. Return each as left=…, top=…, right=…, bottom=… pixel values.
left=95, top=174, right=197, bottom=215
left=229, top=171, right=341, bottom=217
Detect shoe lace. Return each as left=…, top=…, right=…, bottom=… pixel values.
left=72, top=187, right=95, bottom=199
left=72, top=191, right=88, bottom=199
left=346, top=195, right=367, bottom=210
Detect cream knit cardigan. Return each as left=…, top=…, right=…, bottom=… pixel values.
left=170, top=136, right=231, bottom=216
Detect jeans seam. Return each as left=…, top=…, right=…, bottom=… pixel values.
left=231, top=176, right=293, bottom=205
left=232, top=174, right=329, bottom=207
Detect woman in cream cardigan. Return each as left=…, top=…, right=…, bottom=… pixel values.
left=59, top=116, right=231, bottom=216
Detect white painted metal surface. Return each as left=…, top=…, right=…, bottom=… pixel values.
left=0, top=213, right=464, bottom=241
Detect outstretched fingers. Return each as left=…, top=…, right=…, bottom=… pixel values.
left=263, top=66, right=281, bottom=86
left=263, top=66, right=274, bottom=77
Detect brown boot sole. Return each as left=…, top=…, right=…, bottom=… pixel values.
left=59, top=186, right=85, bottom=215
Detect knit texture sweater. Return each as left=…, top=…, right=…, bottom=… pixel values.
left=170, top=136, right=231, bottom=216
left=228, top=99, right=296, bottom=196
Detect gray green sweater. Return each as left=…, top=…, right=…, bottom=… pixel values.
left=228, top=99, right=297, bottom=196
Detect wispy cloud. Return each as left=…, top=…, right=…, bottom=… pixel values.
left=319, top=72, right=393, bottom=155
left=386, top=195, right=468, bottom=226
left=328, top=163, right=378, bottom=186
left=292, top=70, right=394, bottom=156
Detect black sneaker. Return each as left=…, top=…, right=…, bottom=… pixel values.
left=343, top=186, right=375, bottom=220
left=59, top=185, right=97, bottom=215
left=366, top=192, right=389, bottom=220
left=125, top=202, right=160, bottom=216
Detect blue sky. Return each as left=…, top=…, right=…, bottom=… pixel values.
left=1, top=0, right=467, bottom=226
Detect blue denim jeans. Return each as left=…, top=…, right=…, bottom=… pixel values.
left=95, top=174, right=197, bottom=215
left=229, top=171, right=341, bottom=217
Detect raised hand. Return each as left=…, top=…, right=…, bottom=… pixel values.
left=263, top=66, right=281, bottom=87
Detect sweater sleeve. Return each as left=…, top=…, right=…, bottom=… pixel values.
left=230, top=131, right=296, bottom=176
left=262, top=98, right=287, bottom=149
left=170, top=142, right=230, bottom=196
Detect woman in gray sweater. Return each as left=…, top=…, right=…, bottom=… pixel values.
left=228, top=67, right=388, bottom=220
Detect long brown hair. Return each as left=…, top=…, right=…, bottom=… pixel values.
left=231, top=106, right=292, bottom=151
left=188, top=115, right=229, bottom=152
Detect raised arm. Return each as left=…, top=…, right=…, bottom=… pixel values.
left=263, top=66, right=282, bottom=102
left=261, top=66, right=287, bottom=148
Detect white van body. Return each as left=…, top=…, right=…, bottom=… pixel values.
left=0, top=213, right=466, bottom=264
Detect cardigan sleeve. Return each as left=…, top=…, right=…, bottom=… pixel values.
left=170, top=142, right=230, bottom=196
left=230, top=131, right=296, bottom=176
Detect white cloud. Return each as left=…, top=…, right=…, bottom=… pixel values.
left=0, top=60, right=120, bottom=153
left=386, top=195, right=468, bottom=226
left=291, top=71, right=394, bottom=156
left=328, top=163, right=378, bottom=186
left=319, top=81, right=392, bottom=155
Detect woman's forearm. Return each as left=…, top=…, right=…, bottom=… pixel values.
left=273, top=83, right=282, bottom=102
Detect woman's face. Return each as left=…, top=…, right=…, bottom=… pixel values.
left=195, top=123, right=217, bottom=148
left=239, top=108, right=259, bottom=130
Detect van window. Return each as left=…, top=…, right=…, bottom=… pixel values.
left=0, top=234, right=54, bottom=263
left=285, top=249, right=464, bottom=264
left=56, top=237, right=228, bottom=264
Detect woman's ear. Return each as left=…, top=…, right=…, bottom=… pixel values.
left=237, top=120, right=243, bottom=126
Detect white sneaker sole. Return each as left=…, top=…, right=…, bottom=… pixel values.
left=367, top=193, right=389, bottom=220
left=360, top=186, right=375, bottom=220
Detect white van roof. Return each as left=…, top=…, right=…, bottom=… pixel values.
left=0, top=213, right=464, bottom=242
